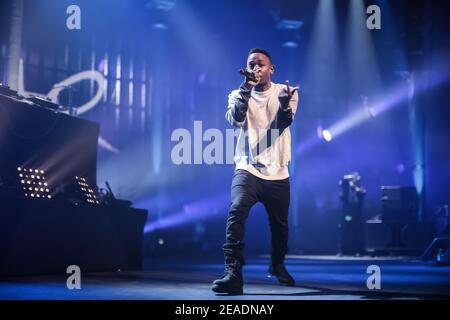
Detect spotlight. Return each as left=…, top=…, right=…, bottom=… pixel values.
left=152, top=23, right=168, bottom=30
left=276, top=19, right=304, bottom=30
left=322, top=130, right=333, bottom=142
left=145, top=0, right=176, bottom=11
left=282, top=41, right=299, bottom=48
left=368, top=107, right=376, bottom=117
left=18, top=167, right=52, bottom=199
left=74, top=176, right=100, bottom=205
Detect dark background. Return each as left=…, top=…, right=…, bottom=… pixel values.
left=0, top=0, right=449, bottom=258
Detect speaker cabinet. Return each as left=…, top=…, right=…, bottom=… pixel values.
left=365, top=220, right=431, bottom=255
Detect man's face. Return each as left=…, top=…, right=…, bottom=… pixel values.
left=246, top=53, right=274, bottom=85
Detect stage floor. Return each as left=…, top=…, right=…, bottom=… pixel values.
left=1, top=256, right=449, bottom=300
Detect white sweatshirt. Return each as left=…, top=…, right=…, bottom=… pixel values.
left=225, top=82, right=299, bottom=180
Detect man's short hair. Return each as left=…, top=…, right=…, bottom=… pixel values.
left=248, top=48, right=272, bottom=64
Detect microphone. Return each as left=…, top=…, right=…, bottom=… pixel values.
left=239, top=68, right=257, bottom=82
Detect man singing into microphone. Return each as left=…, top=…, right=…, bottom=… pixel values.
left=212, top=48, right=299, bottom=294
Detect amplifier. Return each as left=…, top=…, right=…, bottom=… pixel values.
left=381, top=186, right=418, bottom=223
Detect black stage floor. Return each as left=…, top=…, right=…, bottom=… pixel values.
left=1, top=256, right=449, bottom=300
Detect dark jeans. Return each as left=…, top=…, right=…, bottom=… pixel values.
left=223, top=169, right=290, bottom=267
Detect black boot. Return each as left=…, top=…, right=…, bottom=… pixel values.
left=269, top=262, right=295, bottom=286
left=212, top=261, right=243, bottom=295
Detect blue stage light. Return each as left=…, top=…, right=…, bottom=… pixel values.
left=276, top=19, right=304, bottom=30
left=322, top=130, right=332, bottom=142
left=282, top=41, right=298, bottom=48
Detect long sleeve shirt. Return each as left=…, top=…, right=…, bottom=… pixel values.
left=225, top=82, right=299, bottom=180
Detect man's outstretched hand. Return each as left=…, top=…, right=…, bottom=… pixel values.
left=278, top=80, right=298, bottom=112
